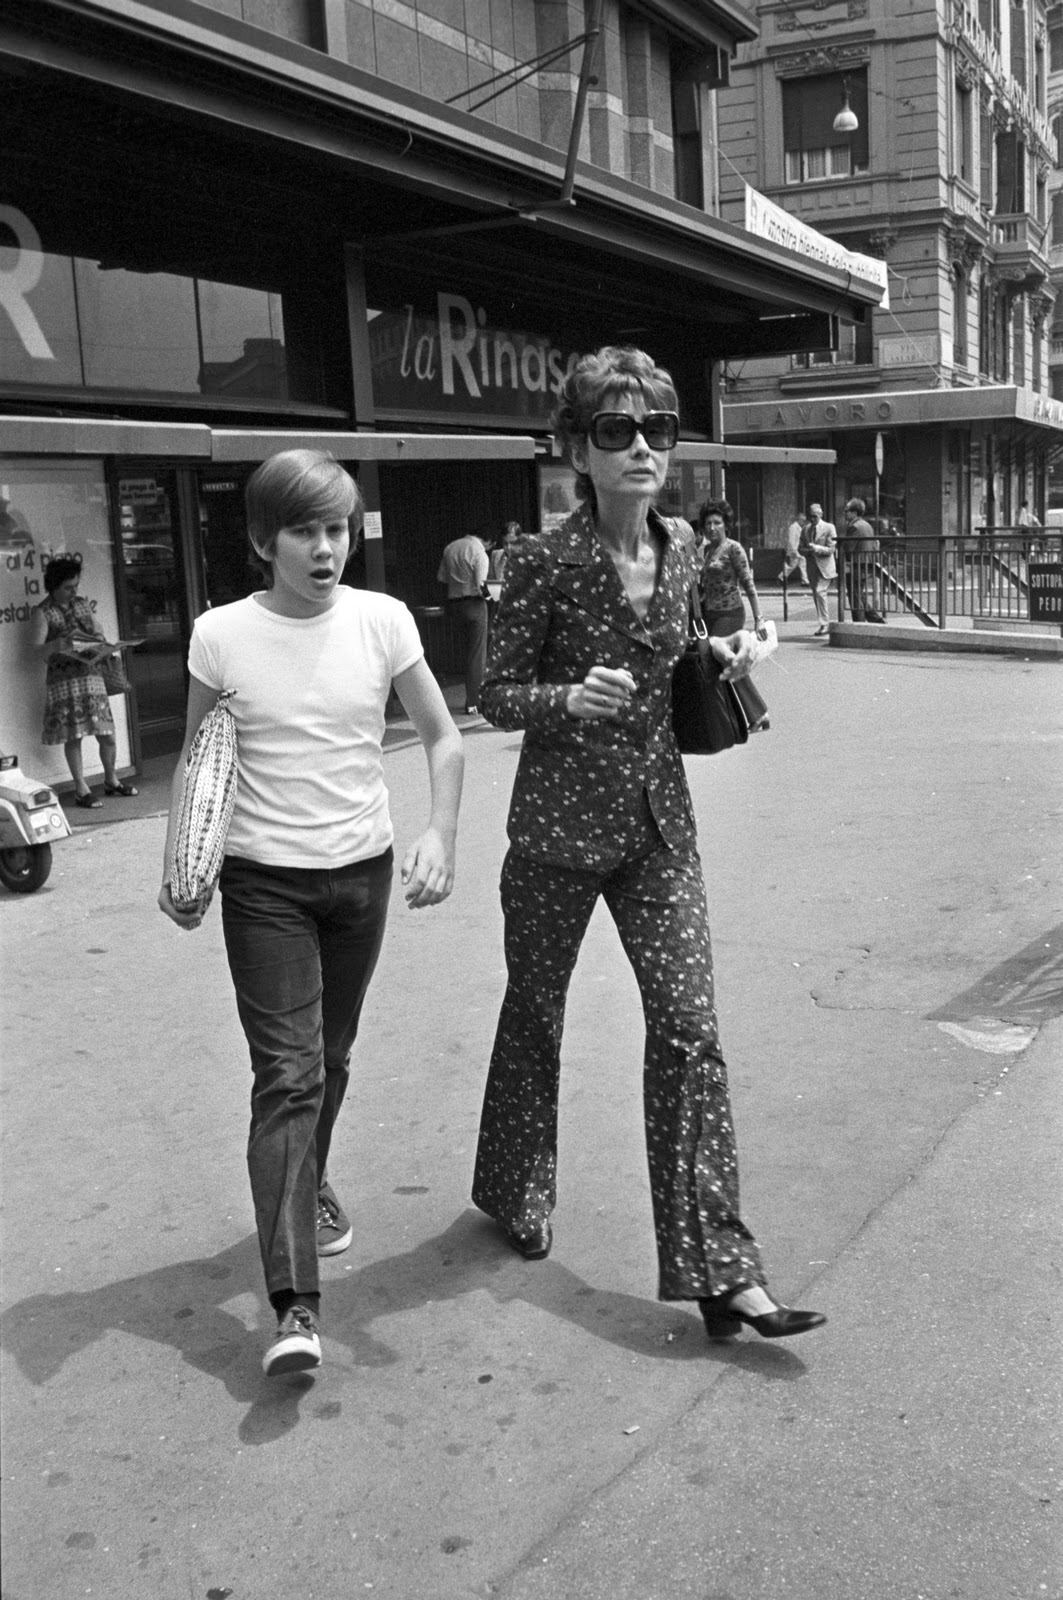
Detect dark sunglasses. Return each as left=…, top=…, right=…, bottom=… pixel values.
left=588, top=411, right=680, bottom=452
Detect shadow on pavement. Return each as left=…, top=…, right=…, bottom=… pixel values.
left=1, top=1211, right=808, bottom=1446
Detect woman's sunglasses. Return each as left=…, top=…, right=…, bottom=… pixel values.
left=588, top=411, right=680, bottom=452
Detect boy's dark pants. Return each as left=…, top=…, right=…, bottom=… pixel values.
left=219, top=851, right=392, bottom=1304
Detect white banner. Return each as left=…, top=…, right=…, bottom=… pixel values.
left=744, top=186, right=889, bottom=312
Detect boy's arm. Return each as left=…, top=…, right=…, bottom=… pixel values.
left=391, top=657, right=464, bottom=909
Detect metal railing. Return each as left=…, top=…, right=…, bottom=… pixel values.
left=834, top=530, right=1063, bottom=629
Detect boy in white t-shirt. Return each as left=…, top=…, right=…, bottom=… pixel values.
left=158, top=450, right=464, bottom=1377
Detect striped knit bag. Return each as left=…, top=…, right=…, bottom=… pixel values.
left=169, top=691, right=238, bottom=912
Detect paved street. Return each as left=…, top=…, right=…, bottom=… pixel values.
left=2, top=627, right=1061, bottom=1600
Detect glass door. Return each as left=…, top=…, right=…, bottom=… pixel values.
left=112, top=467, right=191, bottom=758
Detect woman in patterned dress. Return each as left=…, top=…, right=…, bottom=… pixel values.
left=696, top=498, right=771, bottom=733
left=36, top=556, right=138, bottom=809
left=471, top=345, right=825, bottom=1342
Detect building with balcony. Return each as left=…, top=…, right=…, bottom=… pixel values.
left=1046, top=2, right=1063, bottom=504
left=715, top=0, right=1063, bottom=551
left=0, top=0, right=884, bottom=780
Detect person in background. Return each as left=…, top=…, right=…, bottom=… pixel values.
left=158, top=449, right=464, bottom=1378
left=696, top=498, right=771, bottom=734
left=799, top=502, right=837, bottom=636
left=489, top=521, right=522, bottom=583
left=35, top=554, right=139, bottom=809
left=472, top=344, right=825, bottom=1346
left=778, top=509, right=808, bottom=585
left=1017, top=500, right=1040, bottom=530
left=842, top=498, right=885, bottom=623
left=438, top=527, right=494, bottom=715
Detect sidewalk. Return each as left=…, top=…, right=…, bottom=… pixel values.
left=497, top=1015, right=1063, bottom=1600
left=5, top=606, right=1060, bottom=1600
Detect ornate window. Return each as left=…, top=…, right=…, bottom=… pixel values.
left=782, top=70, right=869, bottom=185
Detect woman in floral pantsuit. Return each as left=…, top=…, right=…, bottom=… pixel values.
left=472, top=346, right=826, bottom=1342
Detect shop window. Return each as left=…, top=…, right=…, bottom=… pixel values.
left=0, top=207, right=292, bottom=402
left=783, top=70, right=869, bottom=185
left=0, top=459, right=133, bottom=789
left=790, top=317, right=872, bottom=368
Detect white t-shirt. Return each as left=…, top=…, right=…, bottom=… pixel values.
left=187, top=588, right=423, bottom=869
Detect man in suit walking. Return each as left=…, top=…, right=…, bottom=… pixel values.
left=799, top=502, right=837, bottom=635
left=778, top=509, right=808, bottom=585
left=843, top=498, right=885, bottom=622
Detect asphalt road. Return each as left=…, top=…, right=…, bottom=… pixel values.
left=2, top=630, right=1061, bottom=1600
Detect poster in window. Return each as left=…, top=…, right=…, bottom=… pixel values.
left=0, top=460, right=132, bottom=788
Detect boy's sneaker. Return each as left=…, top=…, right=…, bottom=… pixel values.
left=262, top=1305, right=321, bottom=1377
left=317, top=1182, right=353, bottom=1257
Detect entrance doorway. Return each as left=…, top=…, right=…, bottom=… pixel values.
left=377, top=457, right=535, bottom=607
left=198, top=471, right=255, bottom=606
left=112, top=467, right=194, bottom=758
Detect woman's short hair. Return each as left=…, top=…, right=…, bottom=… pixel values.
left=552, top=346, right=678, bottom=507
left=43, top=554, right=83, bottom=594
left=697, top=498, right=734, bottom=532
left=244, top=450, right=362, bottom=586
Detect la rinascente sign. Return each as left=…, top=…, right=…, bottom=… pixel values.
left=369, top=293, right=580, bottom=424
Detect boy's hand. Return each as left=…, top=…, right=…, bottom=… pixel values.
left=158, top=882, right=209, bottom=929
left=401, top=827, right=455, bottom=908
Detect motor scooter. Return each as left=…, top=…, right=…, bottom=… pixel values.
left=0, top=753, right=72, bottom=893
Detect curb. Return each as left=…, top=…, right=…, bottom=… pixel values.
left=828, top=620, right=1063, bottom=658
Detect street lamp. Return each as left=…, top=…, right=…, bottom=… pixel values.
left=833, top=79, right=859, bottom=134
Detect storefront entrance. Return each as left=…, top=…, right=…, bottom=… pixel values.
left=112, top=466, right=197, bottom=759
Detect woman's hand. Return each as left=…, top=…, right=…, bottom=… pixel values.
left=753, top=619, right=770, bottom=641
left=566, top=665, right=637, bottom=719
left=401, top=827, right=455, bottom=909
left=157, top=882, right=208, bottom=930
left=710, top=630, right=755, bottom=681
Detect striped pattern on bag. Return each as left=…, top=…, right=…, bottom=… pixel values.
left=169, top=691, right=238, bottom=911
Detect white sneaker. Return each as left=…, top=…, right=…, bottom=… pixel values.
left=263, top=1305, right=321, bottom=1376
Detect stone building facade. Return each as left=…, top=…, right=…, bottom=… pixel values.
left=715, top=0, right=1063, bottom=550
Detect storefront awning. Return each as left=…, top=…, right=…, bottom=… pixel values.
left=0, top=419, right=538, bottom=462
left=724, top=385, right=1063, bottom=438
left=673, top=442, right=836, bottom=464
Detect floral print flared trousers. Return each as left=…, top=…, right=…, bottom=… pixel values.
left=472, top=842, right=765, bottom=1300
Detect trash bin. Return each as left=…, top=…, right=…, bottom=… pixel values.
left=411, top=606, right=465, bottom=679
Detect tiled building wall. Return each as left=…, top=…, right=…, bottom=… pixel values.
left=191, top=0, right=682, bottom=181
left=195, top=0, right=321, bottom=44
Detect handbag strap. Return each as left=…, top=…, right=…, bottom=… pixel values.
left=687, top=577, right=708, bottom=641
left=662, top=513, right=708, bottom=641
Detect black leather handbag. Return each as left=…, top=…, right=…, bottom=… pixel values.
left=671, top=583, right=750, bottom=756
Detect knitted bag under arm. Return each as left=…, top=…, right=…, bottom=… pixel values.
left=169, top=691, right=238, bottom=911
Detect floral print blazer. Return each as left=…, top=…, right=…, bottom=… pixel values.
left=480, top=503, right=700, bottom=872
